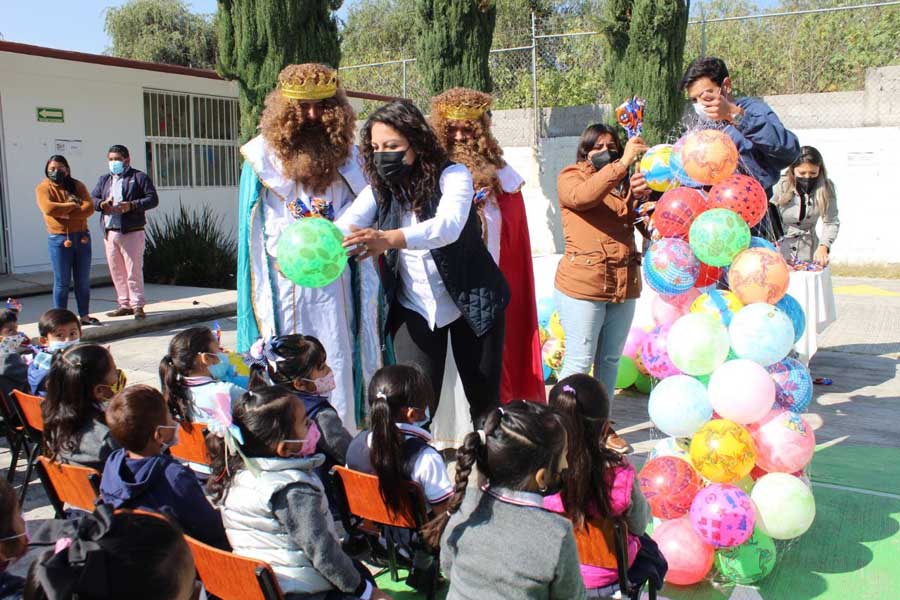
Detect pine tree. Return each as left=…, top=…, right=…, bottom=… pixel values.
left=601, top=0, right=689, bottom=143
left=416, top=0, right=497, bottom=94
left=217, top=0, right=343, bottom=141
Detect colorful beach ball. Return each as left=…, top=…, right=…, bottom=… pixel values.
left=729, top=303, right=795, bottom=367
left=689, top=208, right=751, bottom=267
left=776, top=294, right=806, bottom=343
left=690, top=419, right=757, bottom=484
left=767, top=357, right=814, bottom=412
left=643, top=238, right=700, bottom=295
left=729, top=248, right=791, bottom=305
left=679, top=129, right=739, bottom=185
left=708, top=174, right=768, bottom=227
left=639, top=144, right=678, bottom=192
left=690, top=483, right=756, bottom=548
left=715, top=529, right=777, bottom=584
left=690, top=289, right=744, bottom=325
left=671, top=135, right=703, bottom=188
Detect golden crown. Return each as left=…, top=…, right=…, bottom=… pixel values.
left=280, top=72, right=338, bottom=101
left=438, top=102, right=489, bottom=121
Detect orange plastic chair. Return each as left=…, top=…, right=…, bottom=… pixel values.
left=571, top=518, right=658, bottom=600
left=10, top=390, right=45, bottom=503
left=0, top=391, right=30, bottom=485
left=169, top=422, right=211, bottom=466
left=36, top=456, right=101, bottom=517
left=184, top=534, right=284, bottom=600
left=330, top=466, right=439, bottom=599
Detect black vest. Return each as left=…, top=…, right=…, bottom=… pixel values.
left=345, top=430, right=430, bottom=478
left=375, top=164, right=509, bottom=337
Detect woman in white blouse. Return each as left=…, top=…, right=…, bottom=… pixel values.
left=337, top=100, right=509, bottom=428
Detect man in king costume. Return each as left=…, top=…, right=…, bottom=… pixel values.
left=236, top=64, right=381, bottom=431
left=428, top=88, right=544, bottom=446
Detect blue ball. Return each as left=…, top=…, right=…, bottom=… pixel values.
left=643, top=238, right=700, bottom=295
left=537, top=297, right=555, bottom=329
left=767, top=357, right=813, bottom=412
left=749, top=236, right=777, bottom=252
left=775, top=294, right=806, bottom=343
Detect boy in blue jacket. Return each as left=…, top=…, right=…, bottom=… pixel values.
left=28, top=308, right=81, bottom=396
left=100, top=384, right=230, bottom=550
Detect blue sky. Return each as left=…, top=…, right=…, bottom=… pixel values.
left=1, top=0, right=355, bottom=55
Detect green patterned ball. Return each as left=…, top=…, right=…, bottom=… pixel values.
left=715, top=528, right=777, bottom=584
left=276, top=218, right=348, bottom=288
left=689, top=208, right=751, bottom=267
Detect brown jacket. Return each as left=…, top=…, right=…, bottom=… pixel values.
left=35, top=178, right=94, bottom=235
left=554, top=161, right=642, bottom=302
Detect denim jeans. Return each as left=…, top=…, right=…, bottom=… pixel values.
left=48, top=232, right=92, bottom=316
left=554, top=288, right=636, bottom=399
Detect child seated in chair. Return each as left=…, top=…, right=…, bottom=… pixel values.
left=100, top=385, right=230, bottom=551
left=27, top=308, right=81, bottom=396
left=207, top=385, right=392, bottom=600
left=0, top=303, right=31, bottom=400
left=546, top=374, right=667, bottom=596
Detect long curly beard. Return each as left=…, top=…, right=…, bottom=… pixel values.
left=448, top=139, right=500, bottom=193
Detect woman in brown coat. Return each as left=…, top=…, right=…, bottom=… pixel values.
left=554, top=124, right=649, bottom=452
left=35, top=155, right=99, bottom=325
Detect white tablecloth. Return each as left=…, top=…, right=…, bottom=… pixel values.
left=786, top=267, right=838, bottom=364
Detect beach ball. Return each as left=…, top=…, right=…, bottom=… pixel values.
left=751, top=473, right=816, bottom=539
left=623, top=327, right=650, bottom=359
left=616, top=356, right=640, bottom=389
left=729, top=303, right=795, bottom=366
left=690, top=484, right=756, bottom=548
left=649, top=375, right=713, bottom=437
left=542, top=338, right=565, bottom=372
left=671, top=136, right=704, bottom=188
left=747, top=409, right=816, bottom=473
left=278, top=218, right=348, bottom=288
left=643, top=238, right=700, bottom=295
left=689, top=208, right=751, bottom=267
left=776, top=294, right=806, bottom=343
left=653, top=187, right=708, bottom=238
left=695, top=262, right=724, bottom=287
left=749, top=236, right=776, bottom=251
left=691, top=289, right=743, bottom=325
left=667, top=313, right=730, bottom=376
left=639, top=144, right=677, bottom=192
left=653, top=518, right=715, bottom=585
left=547, top=311, right=565, bottom=340
left=708, top=174, right=768, bottom=227
left=634, top=372, right=653, bottom=394
left=649, top=437, right=691, bottom=461
left=679, top=129, right=739, bottom=185
left=641, top=325, right=681, bottom=379
left=690, top=419, right=756, bottom=483
left=640, top=456, right=704, bottom=520
left=708, top=359, right=775, bottom=424
left=767, top=357, right=813, bottom=412
left=729, top=248, right=791, bottom=305
left=537, top=297, right=555, bottom=328
left=715, top=529, right=777, bottom=584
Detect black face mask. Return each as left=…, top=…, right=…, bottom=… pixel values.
left=590, top=149, right=620, bottom=171
left=47, top=171, right=67, bottom=185
left=795, top=177, right=815, bottom=195
left=374, top=150, right=413, bottom=182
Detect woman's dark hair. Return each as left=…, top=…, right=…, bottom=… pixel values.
left=360, top=99, right=449, bottom=218
left=44, top=155, right=78, bottom=194
left=576, top=124, right=624, bottom=163
left=24, top=509, right=194, bottom=600
left=263, top=334, right=327, bottom=386
left=0, top=308, right=18, bottom=330
left=43, top=344, right=114, bottom=462
left=159, top=327, right=217, bottom=422
left=37, top=308, right=80, bottom=338
left=781, top=145, right=834, bottom=217
left=367, top=365, right=434, bottom=515
left=0, top=479, right=27, bottom=562
left=207, top=386, right=299, bottom=503
left=106, top=386, right=169, bottom=453
left=680, top=56, right=730, bottom=90
left=421, top=400, right=567, bottom=548
left=548, top=374, right=623, bottom=529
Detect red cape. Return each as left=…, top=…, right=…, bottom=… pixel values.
left=497, top=189, right=546, bottom=403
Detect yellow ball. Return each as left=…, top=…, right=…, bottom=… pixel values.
left=690, top=290, right=744, bottom=323
left=639, top=145, right=677, bottom=193
left=690, top=419, right=756, bottom=483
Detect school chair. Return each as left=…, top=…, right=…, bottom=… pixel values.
left=169, top=422, right=211, bottom=466
left=36, top=456, right=101, bottom=518
left=572, top=518, right=658, bottom=600
left=0, top=390, right=30, bottom=485
left=330, top=465, right=441, bottom=600
left=10, top=390, right=45, bottom=504
left=184, top=534, right=284, bottom=600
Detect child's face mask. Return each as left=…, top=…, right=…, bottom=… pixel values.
left=300, top=372, right=336, bottom=395
left=282, top=422, right=321, bottom=457
left=156, top=425, right=180, bottom=451
left=48, top=338, right=79, bottom=353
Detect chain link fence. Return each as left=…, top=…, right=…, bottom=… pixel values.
left=340, top=2, right=900, bottom=140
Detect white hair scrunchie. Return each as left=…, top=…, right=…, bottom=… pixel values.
left=477, top=430, right=487, bottom=444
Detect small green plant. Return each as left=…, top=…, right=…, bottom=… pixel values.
left=144, top=204, right=237, bottom=289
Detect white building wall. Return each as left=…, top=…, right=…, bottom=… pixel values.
left=0, top=50, right=239, bottom=273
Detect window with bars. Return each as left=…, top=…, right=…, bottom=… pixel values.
left=143, top=90, right=240, bottom=188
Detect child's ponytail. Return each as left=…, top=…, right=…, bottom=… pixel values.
left=159, top=327, right=217, bottom=422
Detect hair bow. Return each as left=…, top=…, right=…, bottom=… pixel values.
left=206, top=392, right=259, bottom=478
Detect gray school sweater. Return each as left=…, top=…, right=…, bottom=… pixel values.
left=440, top=485, right=587, bottom=600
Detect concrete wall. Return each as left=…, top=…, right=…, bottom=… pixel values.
left=0, top=50, right=239, bottom=273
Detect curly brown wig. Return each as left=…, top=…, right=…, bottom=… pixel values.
left=260, top=65, right=356, bottom=195
left=360, top=100, right=449, bottom=217
left=431, top=88, right=505, bottom=193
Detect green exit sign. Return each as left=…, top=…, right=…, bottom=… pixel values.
left=37, top=107, right=65, bottom=123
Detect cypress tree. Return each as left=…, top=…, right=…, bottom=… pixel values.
left=416, top=0, right=497, bottom=94
left=217, top=0, right=342, bottom=141
left=601, top=0, right=689, bottom=143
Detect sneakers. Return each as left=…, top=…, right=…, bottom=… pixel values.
left=134, top=307, right=146, bottom=320
left=106, top=307, right=134, bottom=317
left=80, top=315, right=101, bottom=326
left=605, top=427, right=633, bottom=454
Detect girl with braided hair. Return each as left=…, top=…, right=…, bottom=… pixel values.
left=422, top=401, right=586, bottom=600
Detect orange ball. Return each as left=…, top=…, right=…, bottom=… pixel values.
left=728, top=248, right=791, bottom=305
left=680, top=129, right=739, bottom=185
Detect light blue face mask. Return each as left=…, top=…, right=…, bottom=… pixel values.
left=48, top=339, right=79, bottom=353
left=109, top=160, right=125, bottom=175
left=208, top=352, right=232, bottom=380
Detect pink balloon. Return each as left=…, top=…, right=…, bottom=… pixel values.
left=659, top=287, right=701, bottom=310
left=708, top=359, right=776, bottom=424
left=689, top=484, right=756, bottom=548
left=641, top=324, right=681, bottom=379
left=747, top=409, right=816, bottom=473
left=652, top=517, right=715, bottom=585
left=622, top=327, right=650, bottom=359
